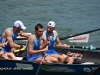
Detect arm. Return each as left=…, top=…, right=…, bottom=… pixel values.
left=55, top=31, right=70, bottom=48
left=27, top=35, right=47, bottom=55
left=5, top=30, right=21, bottom=48
left=0, top=43, right=6, bottom=47
left=19, top=31, right=31, bottom=38
left=0, top=43, right=4, bottom=47
left=56, top=37, right=70, bottom=48
left=39, top=34, right=50, bottom=49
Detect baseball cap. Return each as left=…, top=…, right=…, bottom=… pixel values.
left=47, top=21, right=55, bottom=27
left=14, top=20, right=26, bottom=30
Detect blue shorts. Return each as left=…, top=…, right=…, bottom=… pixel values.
left=28, top=54, right=43, bottom=62
left=45, top=49, right=59, bottom=56
left=1, top=48, right=11, bottom=52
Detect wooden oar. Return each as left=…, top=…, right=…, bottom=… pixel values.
left=60, top=28, right=100, bottom=40
left=70, top=45, right=100, bottom=50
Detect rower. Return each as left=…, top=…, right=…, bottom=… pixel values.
left=0, top=20, right=31, bottom=60
left=42, top=21, right=74, bottom=64
left=26, top=23, right=58, bottom=63
left=0, top=42, right=16, bottom=60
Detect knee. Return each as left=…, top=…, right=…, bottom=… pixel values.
left=57, top=56, right=64, bottom=63
left=7, top=52, right=14, bottom=55
left=59, top=56, right=64, bottom=61
left=68, top=57, right=74, bottom=62
left=10, top=52, right=14, bottom=55
left=2, top=54, right=8, bottom=59
left=53, top=58, right=58, bottom=63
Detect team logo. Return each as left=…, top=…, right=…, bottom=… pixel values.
left=83, top=67, right=91, bottom=72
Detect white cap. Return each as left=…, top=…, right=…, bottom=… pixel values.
left=47, top=21, right=55, bottom=27
left=14, top=20, right=26, bottom=30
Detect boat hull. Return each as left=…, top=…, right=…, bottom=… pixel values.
left=0, top=59, right=100, bottom=75
left=0, top=47, right=100, bottom=75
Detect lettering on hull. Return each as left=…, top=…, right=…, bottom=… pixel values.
left=41, top=66, right=76, bottom=73
left=15, top=63, right=34, bottom=70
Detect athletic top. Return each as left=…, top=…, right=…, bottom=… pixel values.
left=0, top=28, right=18, bottom=52
left=26, top=35, right=42, bottom=61
left=43, top=31, right=59, bottom=55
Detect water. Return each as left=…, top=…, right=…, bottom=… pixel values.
left=0, top=0, right=100, bottom=47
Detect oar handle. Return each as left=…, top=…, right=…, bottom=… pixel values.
left=13, top=48, right=26, bottom=53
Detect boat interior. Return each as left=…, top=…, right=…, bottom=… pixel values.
left=0, top=47, right=100, bottom=65
left=54, top=47, right=100, bottom=64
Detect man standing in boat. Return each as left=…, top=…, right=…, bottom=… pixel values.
left=0, top=20, right=30, bottom=60
left=43, top=21, right=74, bottom=64
left=26, top=23, right=58, bottom=63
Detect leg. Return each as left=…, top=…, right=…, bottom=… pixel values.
left=0, top=52, right=4, bottom=57
left=62, top=54, right=74, bottom=64
left=0, top=52, right=9, bottom=59
left=34, top=58, right=43, bottom=63
left=51, top=54, right=64, bottom=64
left=5, top=52, right=18, bottom=60
left=45, top=56, right=58, bottom=63
left=34, top=56, right=58, bottom=63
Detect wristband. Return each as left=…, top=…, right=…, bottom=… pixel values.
left=20, top=45, right=23, bottom=49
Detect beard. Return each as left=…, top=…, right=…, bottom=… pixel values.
left=47, top=30, right=52, bottom=34
left=37, top=34, right=42, bottom=37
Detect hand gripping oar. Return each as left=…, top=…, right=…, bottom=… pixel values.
left=60, top=28, right=100, bottom=40
left=35, top=52, right=46, bottom=75
left=70, top=45, right=100, bottom=50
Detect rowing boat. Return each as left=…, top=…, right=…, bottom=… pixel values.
left=0, top=47, right=100, bottom=75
